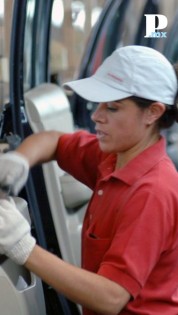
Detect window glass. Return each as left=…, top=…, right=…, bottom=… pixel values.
left=163, top=10, right=178, bottom=63
left=24, top=0, right=50, bottom=89
left=49, top=0, right=105, bottom=86
left=83, top=0, right=149, bottom=78
left=119, top=0, right=147, bottom=47
left=23, top=0, right=36, bottom=91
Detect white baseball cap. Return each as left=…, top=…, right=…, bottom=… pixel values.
left=64, top=45, right=178, bottom=105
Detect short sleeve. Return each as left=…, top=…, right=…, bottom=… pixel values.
left=56, top=130, right=106, bottom=189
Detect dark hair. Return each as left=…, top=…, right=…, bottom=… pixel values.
left=129, top=96, right=178, bottom=129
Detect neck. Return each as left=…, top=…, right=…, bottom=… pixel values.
left=115, top=134, right=160, bottom=169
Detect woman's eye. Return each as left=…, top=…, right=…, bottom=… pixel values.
left=107, top=106, right=118, bottom=112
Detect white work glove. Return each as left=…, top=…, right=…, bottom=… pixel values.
left=0, top=198, right=36, bottom=265
left=0, top=151, right=29, bottom=195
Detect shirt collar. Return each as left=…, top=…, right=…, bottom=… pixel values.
left=98, top=137, right=167, bottom=185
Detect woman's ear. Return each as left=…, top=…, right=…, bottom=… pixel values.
left=146, top=102, right=166, bottom=125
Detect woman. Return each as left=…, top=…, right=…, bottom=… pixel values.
left=0, top=45, right=178, bottom=315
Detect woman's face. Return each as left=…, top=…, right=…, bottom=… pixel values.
left=91, top=98, right=156, bottom=155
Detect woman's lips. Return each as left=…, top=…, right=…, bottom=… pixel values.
left=96, top=129, right=108, bottom=140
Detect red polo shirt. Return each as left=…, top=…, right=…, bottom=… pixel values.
left=57, top=131, right=178, bottom=315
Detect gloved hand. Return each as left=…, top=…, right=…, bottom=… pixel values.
left=0, top=198, right=36, bottom=265
left=0, top=151, right=29, bottom=195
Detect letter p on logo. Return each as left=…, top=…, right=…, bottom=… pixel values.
left=144, top=14, right=168, bottom=37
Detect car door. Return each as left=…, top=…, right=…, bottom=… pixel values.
left=0, top=1, right=46, bottom=314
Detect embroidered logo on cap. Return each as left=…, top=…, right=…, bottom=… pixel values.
left=107, top=72, right=123, bottom=82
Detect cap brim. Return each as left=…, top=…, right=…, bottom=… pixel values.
left=63, top=76, right=132, bottom=103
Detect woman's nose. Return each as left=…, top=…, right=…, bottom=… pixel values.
left=91, top=103, right=106, bottom=123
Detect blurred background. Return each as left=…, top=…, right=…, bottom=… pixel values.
left=1, top=2, right=178, bottom=315
left=1, top=0, right=178, bottom=108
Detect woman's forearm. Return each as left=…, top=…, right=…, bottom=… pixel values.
left=16, top=131, right=64, bottom=167
left=25, top=245, right=130, bottom=315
